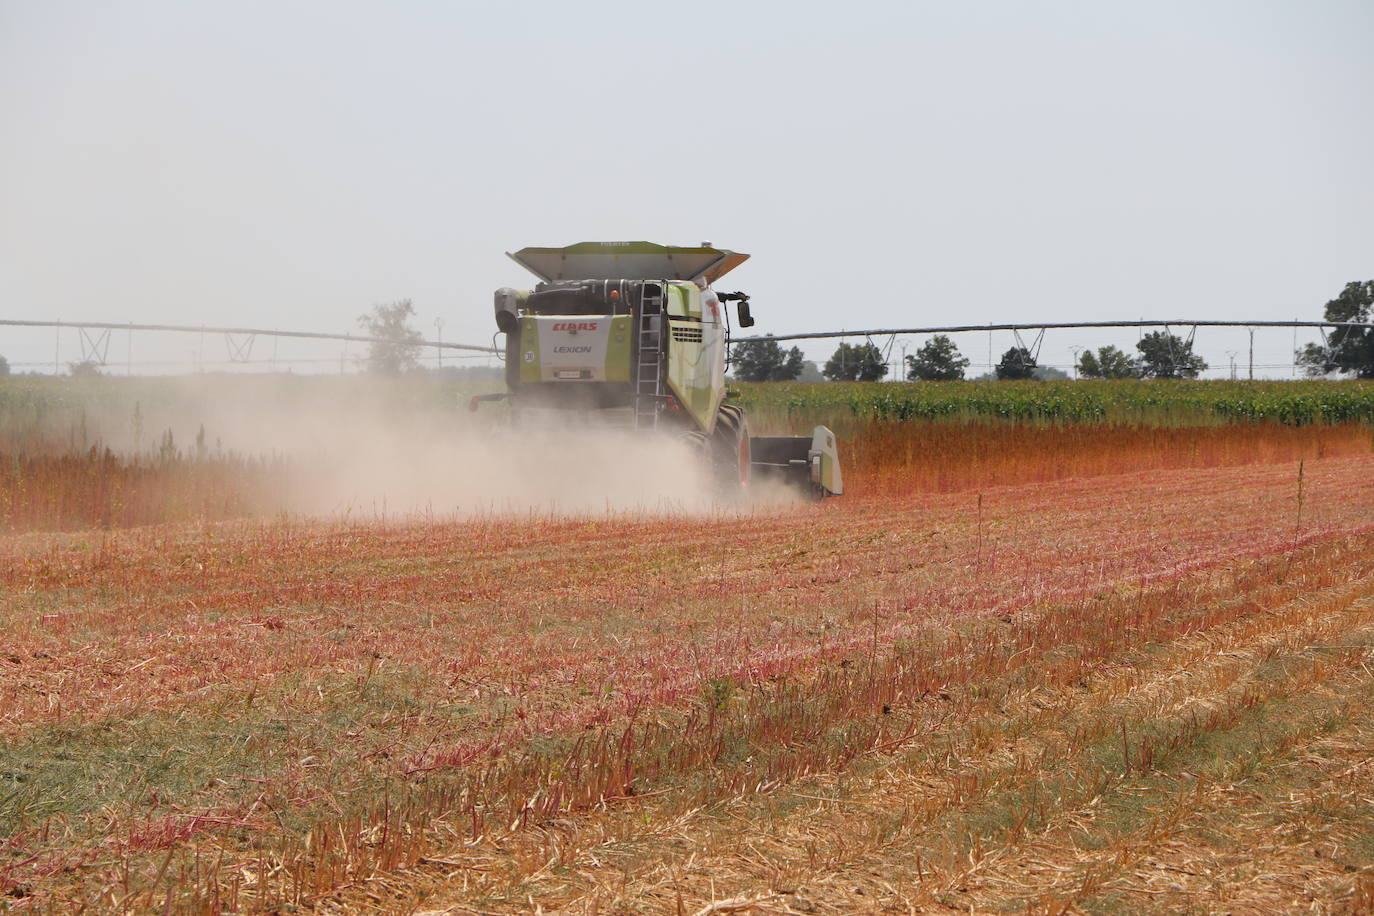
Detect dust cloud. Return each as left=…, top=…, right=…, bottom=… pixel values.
left=288, top=422, right=723, bottom=518
left=69, top=375, right=803, bottom=518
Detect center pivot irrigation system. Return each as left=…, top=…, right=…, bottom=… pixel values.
left=0, top=318, right=500, bottom=374
left=5, top=317, right=1371, bottom=378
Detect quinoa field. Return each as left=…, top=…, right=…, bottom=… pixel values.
left=3, top=377, right=1374, bottom=914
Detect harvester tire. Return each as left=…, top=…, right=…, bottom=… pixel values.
left=710, top=405, right=751, bottom=495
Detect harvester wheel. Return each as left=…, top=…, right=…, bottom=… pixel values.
left=710, top=405, right=751, bottom=495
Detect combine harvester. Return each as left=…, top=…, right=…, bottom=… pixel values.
left=473, top=241, right=841, bottom=499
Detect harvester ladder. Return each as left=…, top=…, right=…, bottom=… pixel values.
left=635, top=284, right=665, bottom=428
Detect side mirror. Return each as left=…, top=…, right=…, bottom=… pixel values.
left=737, top=300, right=754, bottom=328
left=494, top=288, right=521, bottom=334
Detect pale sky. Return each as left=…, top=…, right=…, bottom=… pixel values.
left=2, top=1, right=1371, bottom=376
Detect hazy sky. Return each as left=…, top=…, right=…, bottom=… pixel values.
left=2, top=1, right=1371, bottom=376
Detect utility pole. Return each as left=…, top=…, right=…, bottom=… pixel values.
left=1248, top=328, right=1255, bottom=380
left=1069, top=346, right=1083, bottom=380
left=434, top=318, right=445, bottom=370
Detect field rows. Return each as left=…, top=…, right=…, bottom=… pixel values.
left=2, top=453, right=1373, bottom=911
left=348, top=530, right=1374, bottom=914
left=1, top=458, right=1363, bottom=737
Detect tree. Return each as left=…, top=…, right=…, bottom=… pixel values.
left=1135, top=331, right=1207, bottom=379
left=823, top=342, right=888, bottom=381
left=357, top=300, right=423, bottom=375
left=994, top=347, right=1037, bottom=380
left=1077, top=345, right=1141, bottom=379
left=1295, top=342, right=1330, bottom=378
left=68, top=359, right=103, bottom=378
left=905, top=335, right=969, bottom=381
left=730, top=337, right=805, bottom=381
left=1295, top=280, right=1374, bottom=378
left=0, top=354, right=9, bottom=376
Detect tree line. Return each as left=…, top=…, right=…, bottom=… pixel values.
left=732, top=279, right=1374, bottom=382
left=730, top=330, right=1208, bottom=382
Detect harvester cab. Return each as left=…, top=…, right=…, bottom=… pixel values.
left=482, top=241, right=842, bottom=499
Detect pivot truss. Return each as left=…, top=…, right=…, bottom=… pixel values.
left=0, top=318, right=500, bottom=371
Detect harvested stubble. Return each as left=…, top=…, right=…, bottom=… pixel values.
left=3, top=448, right=1374, bottom=912
left=440, top=534, right=1374, bottom=916
left=366, top=533, right=1374, bottom=915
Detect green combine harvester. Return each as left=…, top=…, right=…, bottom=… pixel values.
left=476, top=241, right=842, bottom=498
